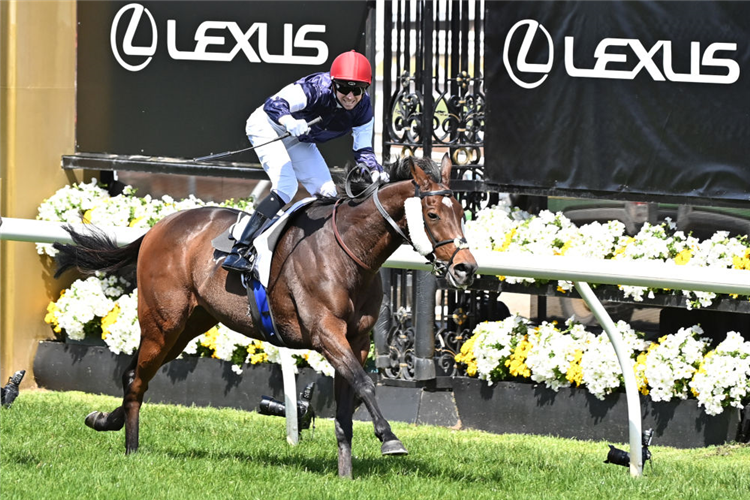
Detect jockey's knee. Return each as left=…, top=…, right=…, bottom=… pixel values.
left=316, top=181, right=337, bottom=198
left=273, top=184, right=296, bottom=205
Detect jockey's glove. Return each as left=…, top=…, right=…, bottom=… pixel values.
left=369, top=170, right=390, bottom=183
left=357, top=162, right=390, bottom=184
left=279, top=115, right=310, bottom=137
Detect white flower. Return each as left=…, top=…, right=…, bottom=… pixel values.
left=470, top=314, right=529, bottom=384
left=525, top=320, right=592, bottom=391
left=50, top=273, right=128, bottom=340
left=645, top=326, right=709, bottom=401
left=689, top=331, right=750, bottom=415
left=102, top=290, right=140, bottom=355
left=581, top=321, right=647, bottom=400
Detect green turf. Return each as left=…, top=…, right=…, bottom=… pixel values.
left=1, top=391, right=747, bottom=500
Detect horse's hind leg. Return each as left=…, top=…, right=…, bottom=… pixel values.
left=122, top=306, right=218, bottom=454
left=85, top=355, right=138, bottom=431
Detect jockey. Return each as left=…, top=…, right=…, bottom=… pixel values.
left=223, top=50, right=386, bottom=273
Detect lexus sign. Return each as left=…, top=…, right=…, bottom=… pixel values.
left=485, top=1, right=750, bottom=205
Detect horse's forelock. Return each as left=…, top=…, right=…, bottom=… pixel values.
left=385, top=156, right=441, bottom=184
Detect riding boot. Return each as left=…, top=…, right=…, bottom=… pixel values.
left=222, top=191, right=286, bottom=273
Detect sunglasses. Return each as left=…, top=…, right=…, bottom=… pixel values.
left=335, top=83, right=366, bottom=96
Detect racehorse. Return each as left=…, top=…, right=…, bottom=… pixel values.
left=52, top=153, right=477, bottom=478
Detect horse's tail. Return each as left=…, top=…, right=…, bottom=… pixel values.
left=52, top=225, right=145, bottom=280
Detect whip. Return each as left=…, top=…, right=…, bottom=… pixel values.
left=193, top=116, right=322, bottom=162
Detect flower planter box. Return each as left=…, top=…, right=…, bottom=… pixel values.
left=33, top=341, right=336, bottom=418
left=452, top=377, right=741, bottom=448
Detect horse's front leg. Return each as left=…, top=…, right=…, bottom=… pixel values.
left=333, top=374, right=356, bottom=478
left=317, top=321, right=408, bottom=475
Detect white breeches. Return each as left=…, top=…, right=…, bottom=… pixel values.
left=245, top=109, right=337, bottom=204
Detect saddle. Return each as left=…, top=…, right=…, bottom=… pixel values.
left=211, top=197, right=317, bottom=347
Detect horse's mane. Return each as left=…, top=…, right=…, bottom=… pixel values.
left=325, top=156, right=441, bottom=203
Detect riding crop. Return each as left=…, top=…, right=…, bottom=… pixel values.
left=193, top=116, right=322, bottom=162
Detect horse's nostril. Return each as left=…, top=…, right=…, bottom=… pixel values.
left=455, top=262, right=477, bottom=277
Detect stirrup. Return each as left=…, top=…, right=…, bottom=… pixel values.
left=222, top=246, right=257, bottom=273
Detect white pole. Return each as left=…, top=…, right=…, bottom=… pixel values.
left=574, top=281, right=643, bottom=477
left=279, top=347, right=299, bottom=445
left=0, top=217, right=147, bottom=245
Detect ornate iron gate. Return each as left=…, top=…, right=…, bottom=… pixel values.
left=374, top=0, right=501, bottom=384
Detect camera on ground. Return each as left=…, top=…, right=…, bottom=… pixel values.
left=258, top=382, right=316, bottom=432
left=604, top=428, right=654, bottom=467
left=1, top=369, right=26, bottom=408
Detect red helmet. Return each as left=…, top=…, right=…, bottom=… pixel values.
left=330, top=50, right=372, bottom=86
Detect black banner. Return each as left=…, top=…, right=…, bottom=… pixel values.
left=485, top=1, right=750, bottom=206
left=77, top=1, right=370, bottom=165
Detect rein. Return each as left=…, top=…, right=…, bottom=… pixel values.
left=332, top=179, right=469, bottom=278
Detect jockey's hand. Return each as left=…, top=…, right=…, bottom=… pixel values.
left=279, top=115, right=310, bottom=137
left=369, top=170, right=390, bottom=183
left=358, top=163, right=389, bottom=184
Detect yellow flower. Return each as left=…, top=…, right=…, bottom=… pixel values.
left=505, top=336, right=532, bottom=378
left=556, top=285, right=568, bottom=294
left=674, top=248, right=692, bottom=265
left=129, top=216, right=145, bottom=227
left=455, top=334, right=479, bottom=377
left=732, top=251, right=750, bottom=270
left=200, top=326, right=220, bottom=358
left=614, top=237, right=636, bottom=256
left=100, top=304, right=121, bottom=340
left=82, top=209, right=95, bottom=224
left=250, top=353, right=268, bottom=365
left=634, top=351, right=650, bottom=395
left=495, top=228, right=516, bottom=252
left=554, top=240, right=572, bottom=256
left=566, top=349, right=585, bottom=386
left=44, top=301, right=62, bottom=333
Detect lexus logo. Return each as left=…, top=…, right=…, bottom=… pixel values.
left=503, top=19, right=554, bottom=89
left=109, top=3, right=329, bottom=72
left=111, top=3, right=157, bottom=72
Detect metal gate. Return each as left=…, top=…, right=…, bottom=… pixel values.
left=374, top=0, right=502, bottom=384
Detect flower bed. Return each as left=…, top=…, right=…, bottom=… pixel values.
left=455, top=314, right=750, bottom=419
left=33, top=342, right=336, bottom=418
left=465, top=203, right=750, bottom=309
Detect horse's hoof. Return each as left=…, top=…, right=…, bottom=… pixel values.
left=381, top=440, right=408, bottom=456
left=85, top=411, right=101, bottom=430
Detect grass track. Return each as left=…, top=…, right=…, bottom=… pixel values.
left=1, top=391, right=748, bottom=500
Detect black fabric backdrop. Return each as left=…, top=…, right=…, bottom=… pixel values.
left=485, top=1, right=750, bottom=206
left=76, top=1, right=370, bottom=166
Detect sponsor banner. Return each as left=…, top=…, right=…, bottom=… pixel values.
left=485, top=1, right=750, bottom=205
left=77, top=1, right=370, bottom=164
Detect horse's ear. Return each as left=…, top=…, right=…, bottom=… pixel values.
left=409, top=156, right=432, bottom=190
left=440, top=153, right=452, bottom=187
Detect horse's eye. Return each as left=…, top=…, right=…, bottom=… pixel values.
left=427, top=212, right=440, bottom=221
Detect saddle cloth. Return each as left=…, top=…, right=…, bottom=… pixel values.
left=212, top=197, right=317, bottom=287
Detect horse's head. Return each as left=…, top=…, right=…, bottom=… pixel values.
left=404, top=154, right=478, bottom=289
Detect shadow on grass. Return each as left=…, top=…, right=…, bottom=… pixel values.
left=152, top=444, right=507, bottom=482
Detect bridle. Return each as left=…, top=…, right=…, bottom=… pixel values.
left=332, top=180, right=469, bottom=278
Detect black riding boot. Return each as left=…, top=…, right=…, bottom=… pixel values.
left=222, top=192, right=286, bottom=273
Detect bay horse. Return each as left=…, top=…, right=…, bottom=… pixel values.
left=53, top=154, right=477, bottom=478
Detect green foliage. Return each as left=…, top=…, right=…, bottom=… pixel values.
left=2, top=391, right=748, bottom=500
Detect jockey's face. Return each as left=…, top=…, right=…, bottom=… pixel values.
left=334, top=81, right=365, bottom=111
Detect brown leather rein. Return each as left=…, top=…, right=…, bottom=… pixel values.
left=331, top=182, right=467, bottom=274
left=332, top=198, right=373, bottom=271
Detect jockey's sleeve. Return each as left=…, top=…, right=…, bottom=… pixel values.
left=350, top=116, right=378, bottom=170
left=352, top=116, right=381, bottom=171
left=354, top=147, right=381, bottom=172
left=263, top=83, right=309, bottom=124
